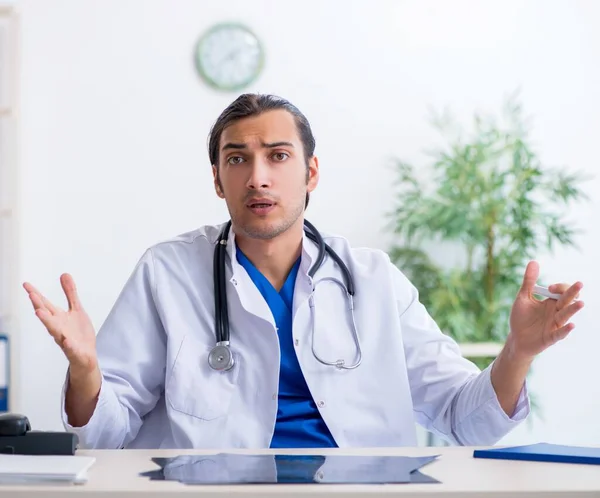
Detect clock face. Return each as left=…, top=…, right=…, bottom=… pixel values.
left=195, top=23, right=264, bottom=91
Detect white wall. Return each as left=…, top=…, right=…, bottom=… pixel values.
left=12, top=0, right=600, bottom=445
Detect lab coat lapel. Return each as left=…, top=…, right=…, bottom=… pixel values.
left=223, top=226, right=275, bottom=329
left=292, top=231, right=319, bottom=320
left=222, top=225, right=320, bottom=327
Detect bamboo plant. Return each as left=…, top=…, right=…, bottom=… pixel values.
left=387, top=93, right=589, bottom=377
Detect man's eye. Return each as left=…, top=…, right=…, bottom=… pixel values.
left=227, top=156, right=244, bottom=165
left=272, top=153, right=289, bottom=161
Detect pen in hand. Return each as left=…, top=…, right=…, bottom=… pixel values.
left=533, top=284, right=575, bottom=301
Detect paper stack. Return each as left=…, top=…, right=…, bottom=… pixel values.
left=0, top=454, right=96, bottom=484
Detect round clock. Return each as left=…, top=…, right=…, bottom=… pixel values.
left=195, top=23, right=265, bottom=92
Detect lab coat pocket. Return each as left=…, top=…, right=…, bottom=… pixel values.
left=166, top=335, right=240, bottom=421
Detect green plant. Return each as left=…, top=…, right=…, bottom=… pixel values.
left=387, top=92, right=590, bottom=377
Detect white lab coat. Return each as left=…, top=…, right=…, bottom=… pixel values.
left=61, top=223, right=529, bottom=449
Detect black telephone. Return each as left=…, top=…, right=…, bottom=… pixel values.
left=0, top=413, right=78, bottom=455
left=0, top=413, right=31, bottom=436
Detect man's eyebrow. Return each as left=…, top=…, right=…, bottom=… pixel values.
left=262, top=141, right=294, bottom=148
left=221, top=141, right=295, bottom=151
left=221, top=143, right=247, bottom=151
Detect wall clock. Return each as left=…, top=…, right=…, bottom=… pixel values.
left=195, top=23, right=265, bottom=92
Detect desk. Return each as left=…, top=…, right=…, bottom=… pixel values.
left=0, top=446, right=599, bottom=497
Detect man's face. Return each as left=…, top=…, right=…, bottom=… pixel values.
left=213, top=109, right=319, bottom=240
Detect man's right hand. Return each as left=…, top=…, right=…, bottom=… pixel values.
left=23, top=274, right=101, bottom=427
left=23, top=274, right=98, bottom=376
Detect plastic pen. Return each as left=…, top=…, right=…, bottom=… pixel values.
left=532, top=284, right=562, bottom=301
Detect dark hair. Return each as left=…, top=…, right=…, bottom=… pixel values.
left=208, top=93, right=316, bottom=207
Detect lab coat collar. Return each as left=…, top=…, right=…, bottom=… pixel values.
left=299, top=229, right=319, bottom=284
left=221, top=221, right=320, bottom=284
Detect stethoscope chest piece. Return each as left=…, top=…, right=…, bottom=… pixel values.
left=208, top=342, right=234, bottom=371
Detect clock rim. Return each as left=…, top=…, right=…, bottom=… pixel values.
left=194, top=22, right=265, bottom=92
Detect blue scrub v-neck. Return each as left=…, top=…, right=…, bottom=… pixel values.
left=236, top=248, right=337, bottom=448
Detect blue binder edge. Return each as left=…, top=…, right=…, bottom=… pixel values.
left=473, top=443, right=600, bottom=466
left=0, top=334, right=8, bottom=412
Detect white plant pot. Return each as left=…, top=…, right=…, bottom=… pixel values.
left=458, top=342, right=503, bottom=359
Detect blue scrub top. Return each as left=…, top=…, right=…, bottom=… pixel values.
left=236, top=249, right=338, bottom=448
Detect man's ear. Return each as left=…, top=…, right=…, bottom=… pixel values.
left=306, top=156, right=319, bottom=194
left=212, top=165, right=225, bottom=198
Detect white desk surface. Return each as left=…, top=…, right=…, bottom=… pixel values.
left=0, top=446, right=599, bottom=497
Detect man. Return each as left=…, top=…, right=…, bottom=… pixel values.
left=24, top=94, right=584, bottom=449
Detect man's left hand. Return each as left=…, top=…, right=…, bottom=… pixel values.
left=508, top=260, right=584, bottom=361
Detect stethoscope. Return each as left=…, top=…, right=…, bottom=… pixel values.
left=208, top=219, right=363, bottom=372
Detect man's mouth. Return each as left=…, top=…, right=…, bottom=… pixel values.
left=246, top=198, right=275, bottom=208
left=246, top=199, right=276, bottom=215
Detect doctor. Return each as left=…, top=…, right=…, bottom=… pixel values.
left=24, top=94, right=584, bottom=450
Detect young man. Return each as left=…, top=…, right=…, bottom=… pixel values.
left=24, top=94, right=584, bottom=449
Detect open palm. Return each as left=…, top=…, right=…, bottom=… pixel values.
left=23, top=274, right=97, bottom=375
left=509, top=261, right=584, bottom=358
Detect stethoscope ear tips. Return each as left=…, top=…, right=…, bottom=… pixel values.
left=208, top=343, right=235, bottom=371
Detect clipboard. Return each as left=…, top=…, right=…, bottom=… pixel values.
left=474, top=443, right=600, bottom=465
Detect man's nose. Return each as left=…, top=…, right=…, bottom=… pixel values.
left=246, top=158, right=272, bottom=190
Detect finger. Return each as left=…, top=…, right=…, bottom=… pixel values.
left=28, top=292, right=47, bottom=312
left=548, top=282, right=581, bottom=301
left=519, top=261, right=540, bottom=298
left=548, top=283, right=568, bottom=294
left=557, top=281, right=583, bottom=310
left=60, top=274, right=82, bottom=311
left=23, top=282, right=59, bottom=314
left=34, top=307, right=52, bottom=326
left=549, top=322, right=575, bottom=344
left=555, top=300, right=585, bottom=327
left=33, top=308, right=63, bottom=342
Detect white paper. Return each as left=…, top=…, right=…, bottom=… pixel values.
left=0, top=455, right=96, bottom=483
